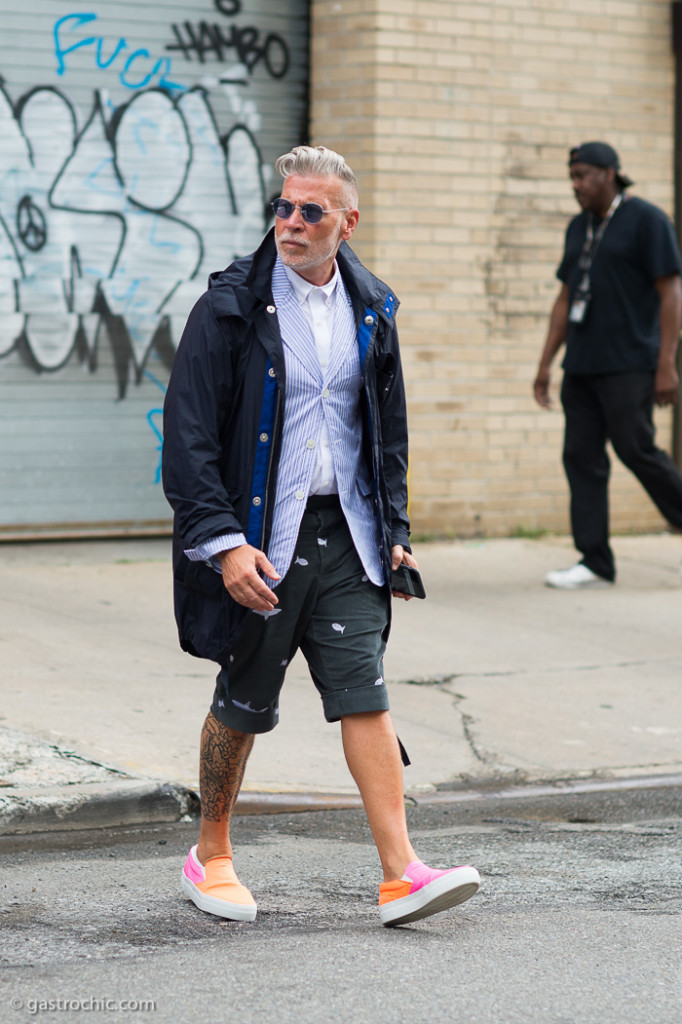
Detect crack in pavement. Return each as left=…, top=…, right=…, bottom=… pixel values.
left=391, top=675, right=499, bottom=767
left=51, top=746, right=128, bottom=777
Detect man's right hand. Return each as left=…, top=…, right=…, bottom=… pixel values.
left=218, top=545, right=281, bottom=611
left=534, top=285, right=569, bottom=409
left=533, top=367, right=552, bottom=409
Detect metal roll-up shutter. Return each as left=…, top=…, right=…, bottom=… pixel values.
left=0, top=0, right=309, bottom=538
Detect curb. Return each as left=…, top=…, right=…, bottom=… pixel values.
left=0, top=785, right=365, bottom=836
left=235, top=791, right=364, bottom=815
left=3, top=771, right=681, bottom=837
left=0, top=781, right=199, bottom=836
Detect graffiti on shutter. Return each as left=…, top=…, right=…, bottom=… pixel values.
left=0, top=0, right=308, bottom=534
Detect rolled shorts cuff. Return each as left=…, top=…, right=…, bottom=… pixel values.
left=321, top=680, right=390, bottom=723
left=210, top=686, right=279, bottom=735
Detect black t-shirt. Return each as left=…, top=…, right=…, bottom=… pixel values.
left=557, top=194, right=681, bottom=374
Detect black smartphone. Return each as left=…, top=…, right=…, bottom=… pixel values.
left=390, top=563, right=426, bottom=599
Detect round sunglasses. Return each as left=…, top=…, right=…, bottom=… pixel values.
left=271, top=198, right=350, bottom=225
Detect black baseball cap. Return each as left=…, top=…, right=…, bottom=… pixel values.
left=568, top=141, right=634, bottom=188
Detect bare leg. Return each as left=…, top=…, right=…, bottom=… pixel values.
left=341, top=710, right=416, bottom=881
left=196, top=711, right=254, bottom=864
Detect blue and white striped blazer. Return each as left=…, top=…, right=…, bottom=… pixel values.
left=187, top=258, right=383, bottom=585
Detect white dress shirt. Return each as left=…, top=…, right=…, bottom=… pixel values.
left=185, top=257, right=383, bottom=586
left=281, top=261, right=339, bottom=495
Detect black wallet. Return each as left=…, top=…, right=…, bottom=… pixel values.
left=390, top=563, right=426, bottom=599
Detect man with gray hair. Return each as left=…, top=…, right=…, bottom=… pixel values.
left=162, top=145, right=480, bottom=927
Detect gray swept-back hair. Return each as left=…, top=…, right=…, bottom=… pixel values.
left=274, top=145, right=358, bottom=206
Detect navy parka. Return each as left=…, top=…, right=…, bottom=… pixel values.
left=162, top=230, right=411, bottom=666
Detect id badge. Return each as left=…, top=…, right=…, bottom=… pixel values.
left=569, top=298, right=589, bottom=323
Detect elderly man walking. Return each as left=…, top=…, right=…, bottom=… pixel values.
left=534, top=142, right=682, bottom=588
left=162, top=145, right=480, bottom=926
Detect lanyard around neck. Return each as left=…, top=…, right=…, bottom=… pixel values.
left=585, top=192, right=623, bottom=248
left=576, top=193, right=624, bottom=294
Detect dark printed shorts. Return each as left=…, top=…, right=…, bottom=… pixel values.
left=211, top=498, right=391, bottom=734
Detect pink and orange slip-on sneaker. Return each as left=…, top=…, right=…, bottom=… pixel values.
left=181, top=845, right=257, bottom=922
left=379, top=860, right=480, bottom=926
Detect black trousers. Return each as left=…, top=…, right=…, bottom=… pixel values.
left=561, top=371, right=682, bottom=581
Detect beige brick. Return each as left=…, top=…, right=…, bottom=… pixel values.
left=310, top=0, right=679, bottom=538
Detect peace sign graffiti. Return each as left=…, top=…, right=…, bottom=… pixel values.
left=17, top=194, right=47, bottom=251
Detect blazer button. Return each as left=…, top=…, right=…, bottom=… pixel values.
left=259, top=433, right=269, bottom=443
left=252, top=496, right=262, bottom=506
left=364, top=315, right=374, bottom=325
left=268, top=367, right=276, bottom=378
left=267, top=305, right=276, bottom=313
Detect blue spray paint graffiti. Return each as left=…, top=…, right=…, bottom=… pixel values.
left=144, top=369, right=167, bottom=484
left=0, top=1, right=301, bottom=513
left=52, top=3, right=291, bottom=93
left=54, top=14, right=186, bottom=92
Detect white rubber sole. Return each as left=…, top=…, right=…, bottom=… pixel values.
left=181, top=871, right=257, bottom=922
left=545, top=578, right=612, bottom=590
left=379, top=866, right=481, bottom=927
left=545, top=570, right=613, bottom=590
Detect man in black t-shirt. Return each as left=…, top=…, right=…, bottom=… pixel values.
left=534, top=141, right=682, bottom=587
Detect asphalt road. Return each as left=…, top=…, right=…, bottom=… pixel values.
left=2, top=784, right=681, bottom=1024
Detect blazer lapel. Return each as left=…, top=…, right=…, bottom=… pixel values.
left=271, top=265, right=322, bottom=385
left=325, top=278, right=359, bottom=384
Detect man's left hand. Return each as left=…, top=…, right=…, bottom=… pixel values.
left=655, top=363, right=680, bottom=406
left=391, top=545, right=419, bottom=601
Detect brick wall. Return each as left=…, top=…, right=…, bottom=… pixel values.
left=310, top=0, right=677, bottom=539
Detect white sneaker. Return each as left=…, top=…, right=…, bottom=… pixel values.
left=545, top=563, right=613, bottom=590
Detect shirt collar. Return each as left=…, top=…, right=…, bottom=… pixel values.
left=281, top=260, right=340, bottom=306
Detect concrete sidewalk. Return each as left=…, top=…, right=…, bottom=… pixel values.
left=1, top=531, right=681, bottom=833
